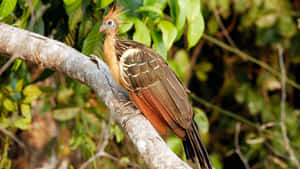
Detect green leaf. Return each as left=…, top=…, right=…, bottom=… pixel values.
left=151, top=30, right=167, bottom=59
left=186, top=0, right=204, bottom=48
left=174, top=49, right=189, bottom=80
left=256, top=13, right=277, bottom=28
left=110, top=124, right=124, bottom=143
left=15, top=79, right=24, bottom=92
left=14, top=118, right=30, bottom=130
left=193, top=107, right=209, bottom=133
left=135, top=6, right=163, bottom=17
left=3, top=98, right=16, bottom=112
left=82, top=22, right=104, bottom=56
left=158, top=20, right=177, bottom=50
left=120, top=157, right=130, bottom=163
left=133, top=18, right=151, bottom=46
left=22, top=85, right=42, bottom=103
left=116, top=0, right=143, bottom=16
left=167, top=136, right=182, bottom=155
left=0, top=0, right=17, bottom=18
left=207, top=16, right=219, bottom=35
left=144, top=0, right=168, bottom=8
left=119, top=18, right=134, bottom=34
left=210, top=154, right=223, bottom=169
left=68, top=5, right=83, bottom=30
left=278, top=15, right=297, bottom=38
left=21, top=104, right=31, bottom=117
left=23, top=85, right=42, bottom=97
left=63, top=0, right=82, bottom=14
left=11, top=59, right=22, bottom=72
left=53, top=107, right=79, bottom=121
left=100, top=0, right=113, bottom=8
left=57, top=88, right=74, bottom=104
left=174, top=0, right=187, bottom=41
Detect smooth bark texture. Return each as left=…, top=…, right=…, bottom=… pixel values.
left=0, top=23, right=191, bottom=169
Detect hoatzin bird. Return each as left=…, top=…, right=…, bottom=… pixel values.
left=99, top=6, right=214, bottom=169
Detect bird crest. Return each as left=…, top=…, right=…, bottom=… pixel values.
left=103, top=5, right=126, bottom=23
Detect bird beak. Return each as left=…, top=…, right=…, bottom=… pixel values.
left=99, top=24, right=105, bottom=32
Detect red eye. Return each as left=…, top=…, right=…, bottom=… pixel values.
left=107, top=20, right=112, bottom=25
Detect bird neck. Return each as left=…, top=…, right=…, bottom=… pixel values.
left=103, top=32, right=122, bottom=86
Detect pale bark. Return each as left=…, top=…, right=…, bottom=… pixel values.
left=0, top=23, right=191, bottom=169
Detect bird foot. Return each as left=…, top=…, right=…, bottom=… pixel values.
left=90, top=54, right=102, bottom=69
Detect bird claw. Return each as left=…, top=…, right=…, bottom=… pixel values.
left=90, top=54, right=102, bottom=69
left=119, top=100, right=133, bottom=110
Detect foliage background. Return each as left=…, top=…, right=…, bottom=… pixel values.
left=0, top=0, right=300, bottom=169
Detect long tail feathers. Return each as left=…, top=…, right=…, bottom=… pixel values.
left=183, top=121, right=214, bottom=169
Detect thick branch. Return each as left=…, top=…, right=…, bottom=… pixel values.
left=0, top=23, right=191, bottom=169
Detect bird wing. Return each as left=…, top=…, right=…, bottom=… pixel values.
left=116, top=40, right=193, bottom=133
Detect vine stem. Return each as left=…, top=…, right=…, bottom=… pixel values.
left=278, top=46, right=300, bottom=169
left=190, top=93, right=260, bottom=129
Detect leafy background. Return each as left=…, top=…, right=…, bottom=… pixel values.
left=0, top=0, right=300, bottom=169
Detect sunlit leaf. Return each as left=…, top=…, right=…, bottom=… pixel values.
left=82, top=22, right=103, bottom=56
left=0, top=0, right=17, bottom=18
left=22, top=85, right=42, bottom=103
left=63, top=0, right=82, bottom=14
left=15, top=79, right=24, bottom=92
left=11, top=59, right=22, bottom=72
left=68, top=5, right=83, bottom=30
left=193, top=107, right=209, bottom=133
left=158, top=20, right=177, bottom=50
left=53, top=107, right=80, bottom=121
left=119, top=17, right=134, bottom=34
left=167, top=136, right=182, bottom=155
left=110, top=124, right=124, bottom=143
left=23, top=85, right=42, bottom=97
left=278, top=15, right=297, bottom=38
left=144, top=0, right=168, bottom=8
left=57, top=88, right=74, bottom=104
left=3, top=98, right=16, bottom=112
left=151, top=30, right=167, bottom=59
left=210, top=154, right=223, bottom=169
left=100, top=0, right=113, bottom=8
left=186, top=0, right=204, bottom=48
left=133, top=18, right=151, bottom=46
left=14, top=117, right=30, bottom=130
left=174, top=0, right=187, bottom=41
left=135, top=6, right=163, bottom=17
left=120, top=157, right=130, bottom=163
left=21, top=104, right=31, bottom=117
left=256, top=13, right=277, bottom=28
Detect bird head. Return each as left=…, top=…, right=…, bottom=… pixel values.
left=99, top=6, right=124, bottom=35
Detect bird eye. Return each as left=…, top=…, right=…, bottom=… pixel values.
left=106, top=19, right=114, bottom=26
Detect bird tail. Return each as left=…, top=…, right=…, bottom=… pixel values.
left=183, top=120, right=214, bottom=169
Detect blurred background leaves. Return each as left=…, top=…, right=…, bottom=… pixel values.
left=0, top=0, right=300, bottom=169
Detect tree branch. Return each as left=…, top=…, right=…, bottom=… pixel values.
left=0, top=23, right=191, bottom=169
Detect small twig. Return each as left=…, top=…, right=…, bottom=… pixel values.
left=202, top=34, right=300, bottom=90
left=234, top=122, right=250, bottom=169
left=278, top=46, right=300, bottom=169
left=0, top=127, right=26, bottom=150
left=80, top=111, right=113, bottom=169
left=80, top=151, right=141, bottom=169
left=184, top=40, right=205, bottom=87
left=0, top=54, right=18, bottom=76
left=264, top=142, right=289, bottom=160
left=213, top=8, right=237, bottom=48
left=27, top=0, right=36, bottom=31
